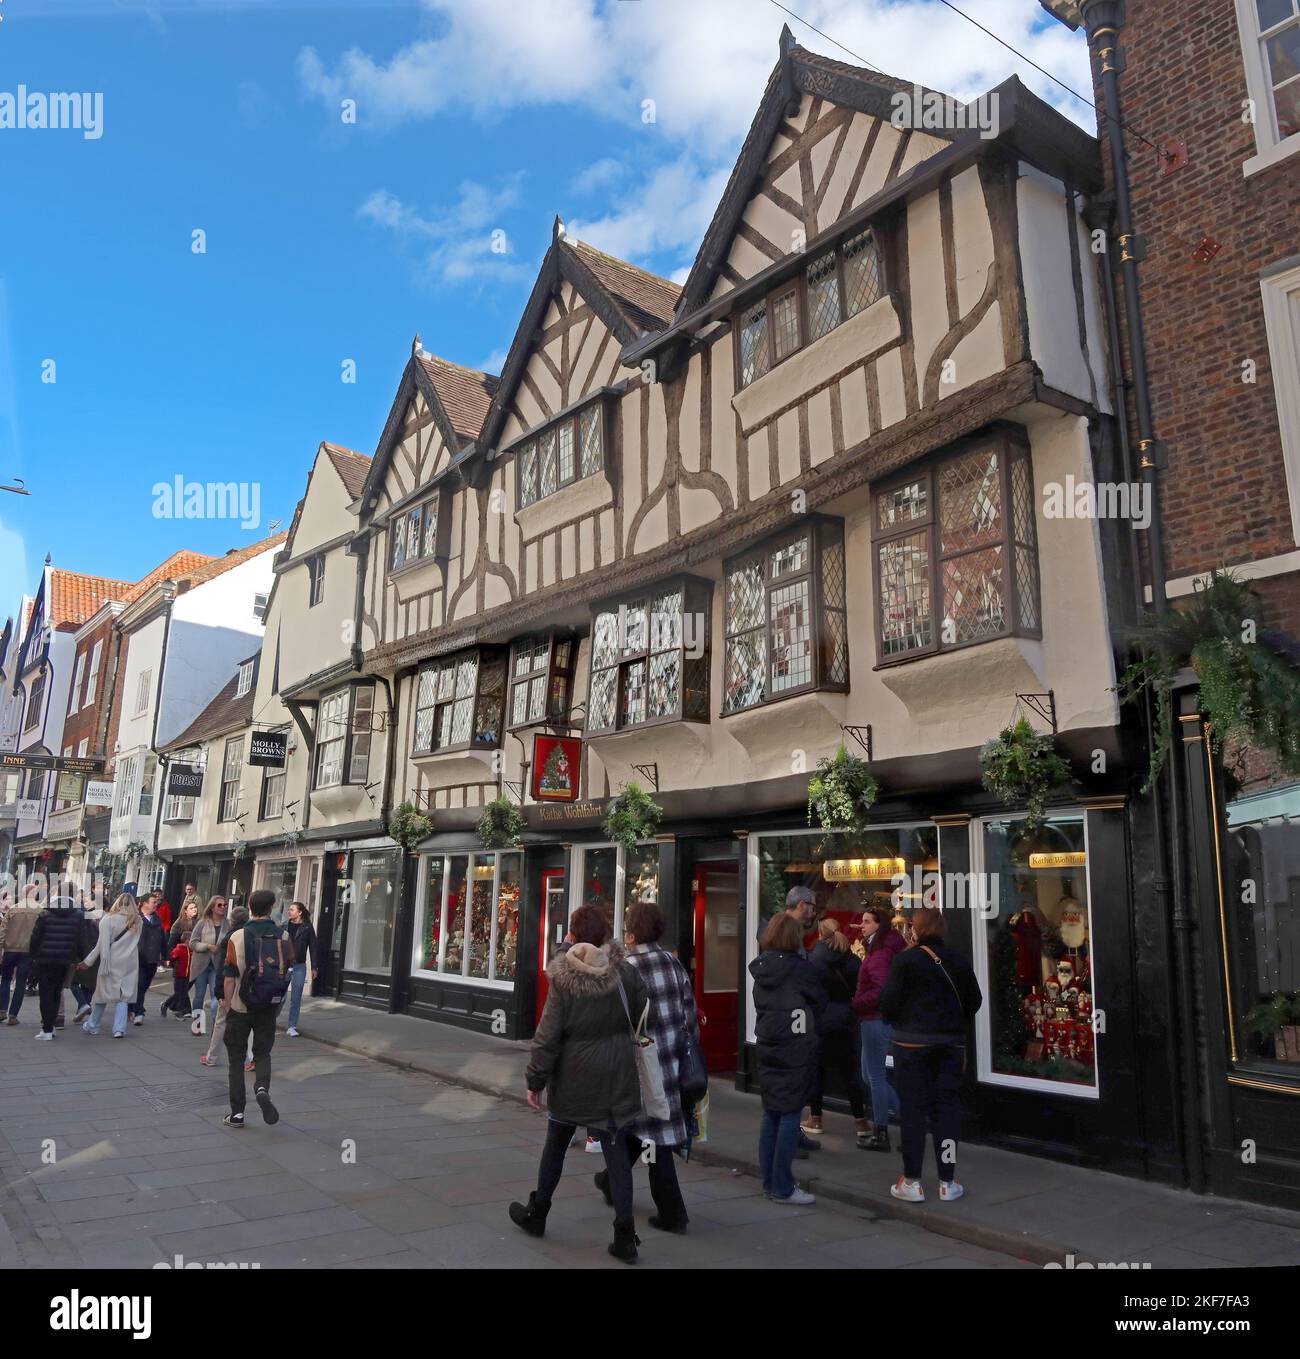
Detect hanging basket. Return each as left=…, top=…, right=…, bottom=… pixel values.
left=603, top=783, right=663, bottom=852
left=979, top=717, right=1072, bottom=829
left=806, top=743, right=878, bottom=836
left=477, top=796, right=526, bottom=850
left=388, top=800, right=433, bottom=853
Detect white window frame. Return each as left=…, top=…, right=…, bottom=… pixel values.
left=113, top=754, right=138, bottom=820
left=1261, top=258, right=1300, bottom=544
left=410, top=850, right=522, bottom=989
left=1235, top=0, right=1300, bottom=174
left=968, top=810, right=1100, bottom=1103
left=218, top=736, right=243, bottom=822
left=236, top=661, right=254, bottom=698
left=85, top=640, right=103, bottom=706
left=253, top=592, right=269, bottom=622
left=163, top=746, right=200, bottom=822
left=134, top=668, right=152, bottom=717
left=70, top=651, right=86, bottom=713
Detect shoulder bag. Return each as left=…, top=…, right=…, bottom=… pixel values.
left=616, top=975, right=671, bottom=1122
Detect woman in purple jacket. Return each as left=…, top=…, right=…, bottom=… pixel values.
left=852, top=906, right=906, bottom=1152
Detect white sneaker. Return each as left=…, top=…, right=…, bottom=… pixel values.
left=771, top=1187, right=816, bottom=1206
left=938, top=1179, right=964, bottom=1201
left=133, top=1015, right=143, bottom=1026
left=35, top=1031, right=54, bottom=1041
left=286, top=1027, right=299, bottom=1037
left=890, top=1176, right=925, bottom=1203
left=584, top=1136, right=603, bottom=1154
left=73, top=1005, right=92, bottom=1023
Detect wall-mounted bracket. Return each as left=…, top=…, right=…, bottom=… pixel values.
left=840, top=725, right=873, bottom=760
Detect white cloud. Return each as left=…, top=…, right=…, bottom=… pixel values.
left=570, top=157, right=625, bottom=197
left=359, top=175, right=529, bottom=285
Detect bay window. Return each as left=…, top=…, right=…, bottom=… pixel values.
left=735, top=227, right=884, bottom=387
left=516, top=401, right=605, bottom=509
left=412, top=648, right=507, bottom=754
left=508, top=634, right=576, bottom=729
left=389, top=494, right=440, bottom=574
left=873, top=430, right=1040, bottom=664
left=313, top=683, right=375, bottom=789
left=722, top=519, right=847, bottom=714
left=586, top=578, right=711, bottom=734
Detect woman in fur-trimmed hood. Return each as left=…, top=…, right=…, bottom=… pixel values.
left=512, top=904, right=651, bottom=1262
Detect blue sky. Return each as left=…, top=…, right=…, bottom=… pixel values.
left=0, top=0, right=1091, bottom=604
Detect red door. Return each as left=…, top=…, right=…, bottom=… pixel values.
left=693, top=863, right=740, bottom=1072
left=535, top=869, right=567, bottom=1026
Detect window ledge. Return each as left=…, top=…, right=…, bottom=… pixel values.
left=723, top=690, right=848, bottom=768
left=390, top=556, right=447, bottom=604
left=732, top=293, right=902, bottom=435
left=877, top=636, right=1046, bottom=730
left=410, top=746, right=498, bottom=788
left=309, top=783, right=371, bottom=818
left=587, top=722, right=711, bottom=791
left=515, top=473, right=612, bottom=538
left=1243, top=131, right=1300, bottom=177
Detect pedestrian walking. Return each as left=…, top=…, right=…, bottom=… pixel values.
left=803, top=917, right=871, bottom=1146
left=592, top=899, right=699, bottom=1235
left=78, top=893, right=142, bottom=1038
left=70, top=899, right=103, bottom=1023
left=200, top=903, right=249, bottom=1067
left=131, top=895, right=166, bottom=1025
left=162, top=899, right=199, bottom=1017
left=852, top=905, right=907, bottom=1152
left=510, top=903, right=651, bottom=1262
left=220, top=889, right=292, bottom=1129
left=28, top=894, right=84, bottom=1040
left=187, top=896, right=227, bottom=1032
left=281, top=901, right=318, bottom=1037
left=879, top=907, right=982, bottom=1204
left=0, top=890, right=42, bottom=1025
left=154, top=889, right=174, bottom=939
left=750, top=912, right=827, bottom=1206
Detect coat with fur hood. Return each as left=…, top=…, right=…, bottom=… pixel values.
left=527, top=939, right=650, bottom=1129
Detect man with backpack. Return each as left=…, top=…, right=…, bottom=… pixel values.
left=219, top=888, right=291, bottom=1129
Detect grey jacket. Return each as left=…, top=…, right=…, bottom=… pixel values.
left=527, top=939, right=650, bottom=1129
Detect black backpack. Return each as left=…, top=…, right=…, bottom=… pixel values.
left=238, top=926, right=292, bottom=1008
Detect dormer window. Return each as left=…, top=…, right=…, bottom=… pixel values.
left=390, top=495, right=440, bottom=574
left=516, top=403, right=604, bottom=509
left=236, top=661, right=254, bottom=698
left=735, top=228, right=884, bottom=388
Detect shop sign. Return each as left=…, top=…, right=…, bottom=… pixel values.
left=1, top=751, right=104, bottom=773
left=56, top=772, right=82, bottom=803
left=1028, top=851, right=1087, bottom=869
left=85, top=779, right=114, bottom=807
left=822, top=857, right=907, bottom=881
left=530, top=734, right=581, bottom=802
left=249, top=731, right=288, bottom=767
left=16, top=798, right=42, bottom=819
left=47, top=808, right=82, bottom=839
left=538, top=799, right=603, bottom=823
left=166, top=763, right=204, bottom=797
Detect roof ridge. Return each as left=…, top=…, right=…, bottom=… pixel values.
left=565, top=237, right=681, bottom=292
left=417, top=351, right=501, bottom=383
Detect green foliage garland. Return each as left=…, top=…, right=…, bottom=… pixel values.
left=979, top=717, right=1073, bottom=829
left=1244, top=991, right=1300, bottom=1041
left=1117, top=571, right=1300, bottom=792
left=477, top=796, right=526, bottom=850
left=806, top=743, right=879, bottom=835
left=603, top=782, right=663, bottom=852
left=388, top=800, right=433, bottom=852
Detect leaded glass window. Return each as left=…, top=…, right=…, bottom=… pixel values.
left=412, top=649, right=506, bottom=753
left=722, top=521, right=848, bottom=714
left=507, top=634, right=574, bottom=729
left=739, top=302, right=770, bottom=387
left=772, top=288, right=800, bottom=362
left=389, top=496, right=439, bottom=574
left=842, top=229, right=883, bottom=317
left=807, top=252, right=841, bottom=341
left=515, top=403, right=605, bottom=508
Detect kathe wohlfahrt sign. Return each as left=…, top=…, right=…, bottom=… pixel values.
left=530, top=735, right=581, bottom=802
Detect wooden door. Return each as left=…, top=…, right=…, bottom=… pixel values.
left=535, top=868, right=567, bottom=1026
left=694, top=862, right=741, bottom=1072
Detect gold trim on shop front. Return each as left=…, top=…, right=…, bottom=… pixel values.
left=1227, top=1074, right=1300, bottom=1098
left=1204, top=721, right=1238, bottom=1064
left=932, top=814, right=972, bottom=826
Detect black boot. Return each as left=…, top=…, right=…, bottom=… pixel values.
left=648, top=1214, right=688, bottom=1234
left=608, top=1217, right=640, bottom=1262
left=867, top=1127, right=891, bottom=1152
left=594, top=1169, right=613, bottom=1206
left=508, top=1192, right=550, bottom=1238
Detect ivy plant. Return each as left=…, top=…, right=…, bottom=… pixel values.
left=477, top=796, right=527, bottom=850
left=604, top=782, right=663, bottom=852
left=388, top=800, right=433, bottom=853
left=807, top=743, right=879, bottom=835
left=979, top=717, right=1073, bottom=829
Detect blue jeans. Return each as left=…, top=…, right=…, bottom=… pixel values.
left=71, top=983, right=93, bottom=1010
left=758, top=1109, right=801, bottom=1199
left=86, top=1000, right=129, bottom=1035
left=190, top=962, right=218, bottom=1017
left=860, top=1019, right=900, bottom=1126
left=284, top=963, right=307, bottom=1028
left=0, top=952, right=30, bottom=1017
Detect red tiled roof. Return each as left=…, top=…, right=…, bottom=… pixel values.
left=178, top=532, right=288, bottom=588
left=123, top=550, right=217, bottom=604
left=565, top=239, right=681, bottom=334
left=322, top=443, right=371, bottom=500
left=416, top=354, right=500, bottom=442
left=49, top=570, right=134, bottom=628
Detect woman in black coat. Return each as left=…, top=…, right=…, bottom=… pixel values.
left=749, top=913, right=826, bottom=1206
left=28, top=896, right=84, bottom=1038
left=804, top=918, right=869, bottom=1143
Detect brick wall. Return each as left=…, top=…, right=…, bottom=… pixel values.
left=1095, top=0, right=1299, bottom=635
left=62, top=615, right=115, bottom=758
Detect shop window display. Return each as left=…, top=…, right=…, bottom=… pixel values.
left=582, top=846, right=619, bottom=934
left=413, top=851, right=521, bottom=986
left=495, top=856, right=521, bottom=981
left=344, top=850, right=402, bottom=975
left=419, top=857, right=446, bottom=971
left=981, top=815, right=1096, bottom=1089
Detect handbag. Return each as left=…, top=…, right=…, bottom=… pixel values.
left=674, top=960, right=708, bottom=1106
left=616, top=977, right=671, bottom=1122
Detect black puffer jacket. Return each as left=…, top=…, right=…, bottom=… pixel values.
left=527, top=940, right=649, bottom=1128
left=808, top=940, right=859, bottom=1036
left=879, top=939, right=982, bottom=1046
left=137, top=914, right=166, bottom=968
left=29, top=900, right=85, bottom=966
left=749, top=949, right=827, bottom=1114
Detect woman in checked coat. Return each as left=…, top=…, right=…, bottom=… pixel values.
left=593, top=898, right=701, bottom=1234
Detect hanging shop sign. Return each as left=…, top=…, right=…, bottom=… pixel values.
left=85, top=779, right=114, bottom=807
left=56, top=772, right=83, bottom=803
left=0, top=751, right=104, bottom=773
left=1028, top=851, right=1087, bottom=869
left=248, top=731, right=288, bottom=767
left=15, top=798, right=42, bottom=819
left=531, top=734, right=581, bottom=802
left=822, top=857, right=908, bottom=881
left=166, top=763, right=204, bottom=797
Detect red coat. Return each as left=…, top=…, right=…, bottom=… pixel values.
left=851, top=926, right=906, bottom=1022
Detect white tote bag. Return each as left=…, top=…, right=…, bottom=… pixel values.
left=616, top=979, right=671, bottom=1122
